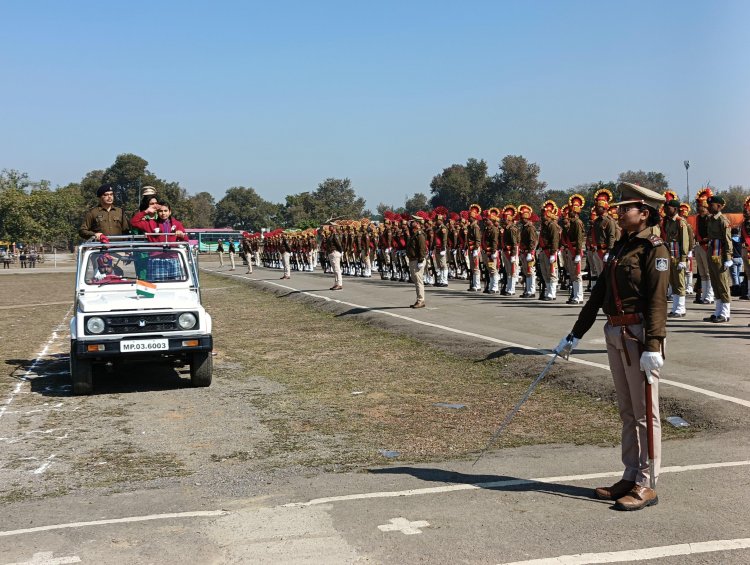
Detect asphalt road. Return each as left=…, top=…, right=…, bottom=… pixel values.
left=1, top=263, right=748, bottom=564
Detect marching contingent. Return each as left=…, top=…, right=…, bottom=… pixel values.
left=237, top=185, right=750, bottom=318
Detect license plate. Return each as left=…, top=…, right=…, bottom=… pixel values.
left=120, top=339, right=168, bottom=352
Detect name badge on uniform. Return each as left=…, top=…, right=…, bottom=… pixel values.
left=655, top=258, right=668, bottom=271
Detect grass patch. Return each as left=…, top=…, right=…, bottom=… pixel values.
left=202, top=273, right=685, bottom=470
left=79, top=442, right=190, bottom=487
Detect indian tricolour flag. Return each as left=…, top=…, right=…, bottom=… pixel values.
left=136, top=279, right=157, bottom=298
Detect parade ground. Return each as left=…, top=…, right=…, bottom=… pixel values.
left=0, top=261, right=748, bottom=564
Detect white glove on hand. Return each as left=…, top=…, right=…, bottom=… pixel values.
left=472, top=249, right=479, bottom=257
left=510, top=256, right=517, bottom=263
left=687, top=251, right=693, bottom=258
left=387, top=247, right=392, bottom=253
left=490, top=252, right=497, bottom=260
left=603, top=253, right=610, bottom=262
left=723, top=260, right=733, bottom=269
left=677, top=262, right=687, bottom=271
left=549, top=255, right=556, bottom=264
left=439, top=250, right=446, bottom=256
left=554, top=334, right=580, bottom=360
left=574, top=254, right=581, bottom=263
left=417, top=262, right=425, bottom=270
left=639, top=351, right=664, bottom=384
left=526, top=253, right=533, bottom=262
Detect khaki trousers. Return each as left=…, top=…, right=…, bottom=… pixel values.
left=563, top=249, right=582, bottom=283
left=693, top=244, right=709, bottom=279
left=536, top=249, right=558, bottom=287
left=329, top=251, right=343, bottom=286
left=409, top=260, right=425, bottom=302
left=281, top=252, right=290, bottom=276
left=604, top=322, right=661, bottom=487
left=707, top=255, right=731, bottom=302
left=669, top=258, right=686, bottom=296
left=588, top=249, right=603, bottom=277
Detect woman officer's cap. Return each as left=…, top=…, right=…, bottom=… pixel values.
left=612, top=182, right=665, bottom=210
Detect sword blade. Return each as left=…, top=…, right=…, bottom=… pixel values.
left=473, top=352, right=559, bottom=466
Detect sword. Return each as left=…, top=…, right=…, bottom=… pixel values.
left=473, top=351, right=561, bottom=466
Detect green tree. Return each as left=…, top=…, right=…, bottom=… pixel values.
left=403, top=192, right=429, bottom=214
left=486, top=155, right=547, bottom=209
left=715, top=185, right=750, bottom=213
left=617, top=170, right=669, bottom=192
left=215, top=187, right=280, bottom=230
left=311, top=178, right=367, bottom=222
left=430, top=159, right=488, bottom=211
left=185, top=192, right=216, bottom=228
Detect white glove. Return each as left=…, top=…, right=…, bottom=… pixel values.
left=472, top=250, right=479, bottom=257
left=490, top=252, right=497, bottom=260
left=510, top=256, right=517, bottom=263
left=439, top=250, right=446, bottom=256
left=554, top=334, right=580, bottom=360
left=549, top=254, right=556, bottom=264
left=723, top=260, right=733, bottom=269
left=387, top=247, right=392, bottom=253
left=574, top=254, right=581, bottom=263
left=417, top=262, right=425, bottom=270
left=639, top=351, right=664, bottom=384
left=525, top=253, right=533, bottom=262
left=603, top=253, right=609, bottom=262
left=687, top=251, right=693, bottom=258
left=677, top=262, right=687, bottom=271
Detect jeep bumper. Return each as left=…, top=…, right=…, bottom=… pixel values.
left=73, top=335, right=213, bottom=359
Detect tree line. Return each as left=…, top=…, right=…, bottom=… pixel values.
left=1, top=153, right=748, bottom=250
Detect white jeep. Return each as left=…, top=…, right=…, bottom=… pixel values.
left=70, top=237, right=213, bottom=395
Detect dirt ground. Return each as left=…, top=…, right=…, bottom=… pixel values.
left=0, top=270, right=702, bottom=505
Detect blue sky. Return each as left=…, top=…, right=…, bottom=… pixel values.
left=2, top=0, right=748, bottom=208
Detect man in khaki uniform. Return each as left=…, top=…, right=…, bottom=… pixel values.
left=326, top=223, right=344, bottom=290
left=518, top=204, right=538, bottom=298
left=79, top=184, right=130, bottom=240
left=482, top=209, right=500, bottom=294
left=500, top=205, right=520, bottom=295
left=662, top=194, right=691, bottom=317
left=678, top=203, right=696, bottom=294
left=406, top=217, right=427, bottom=308
left=537, top=199, right=560, bottom=301
left=703, top=195, right=734, bottom=322
left=467, top=204, right=483, bottom=291
left=555, top=182, right=668, bottom=511
left=590, top=188, right=618, bottom=286
left=433, top=211, right=450, bottom=287
left=693, top=189, right=715, bottom=304
left=565, top=194, right=587, bottom=304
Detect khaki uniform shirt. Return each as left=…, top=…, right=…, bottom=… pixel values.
left=539, top=219, right=560, bottom=252
left=706, top=212, right=732, bottom=262
left=502, top=223, right=520, bottom=249
left=79, top=205, right=130, bottom=239
left=326, top=233, right=343, bottom=253
left=483, top=224, right=499, bottom=254
left=468, top=221, right=482, bottom=250
left=566, top=217, right=585, bottom=255
left=593, top=215, right=617, bottom=251
left=406, top=230, right=427, bottom=261
left=662, top=215, right=690, bottom=262
left=572, top=226, right=669, bottom=352
left=519, top=220, right=538, bottom=252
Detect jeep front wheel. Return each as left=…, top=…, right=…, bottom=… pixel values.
left=70, top=352, right=93, bottom=395
left=190, top=351, right=212, bottom=387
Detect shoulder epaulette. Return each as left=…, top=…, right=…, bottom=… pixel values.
left=647, top=234, right=663, bottom=247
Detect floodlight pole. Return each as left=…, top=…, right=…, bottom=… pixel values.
left=684, top=160, right=690, bottom=203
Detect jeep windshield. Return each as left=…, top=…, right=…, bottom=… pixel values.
left=85, top=248, right=189, bottom=285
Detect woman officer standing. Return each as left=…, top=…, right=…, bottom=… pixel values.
left=554, top=182, right=669, bottom=511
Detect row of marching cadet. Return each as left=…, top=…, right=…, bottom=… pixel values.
left=243, top=187, right=750, bottom=319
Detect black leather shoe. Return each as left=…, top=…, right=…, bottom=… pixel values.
left=712, top=315, right=730, bottom=323
left=667, top=312, right=686, bottom=318
left=703, top=314, right=717, bottom=322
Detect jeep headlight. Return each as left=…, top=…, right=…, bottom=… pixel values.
left=178, top=312, right=197, bottom=330
left=86, top=317, right=106, bottom=334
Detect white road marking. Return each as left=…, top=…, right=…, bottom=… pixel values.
left=32, top=454, right=56, bottom=475
left=7, top=551, right=81, bottom=565
left=6, top=551, right=81, bottom=565
left=211, top=270, right=750, bottom=409
left=377, top=517, right=430, bottom=535
left=283, top=459, right=750, bottom=507
left=0, top=309, right=71, bottom=421
left=498, top=537, right=750, bottom=564
left=0, top=510, right=228, bottom=538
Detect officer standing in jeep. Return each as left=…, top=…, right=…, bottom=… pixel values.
left=79, top=183, right=130, bottom=241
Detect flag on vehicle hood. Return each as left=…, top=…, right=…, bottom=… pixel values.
left=136, top=279, right=157, bottom=298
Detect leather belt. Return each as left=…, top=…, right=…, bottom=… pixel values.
left=607, top=313, right=642, bottom=326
